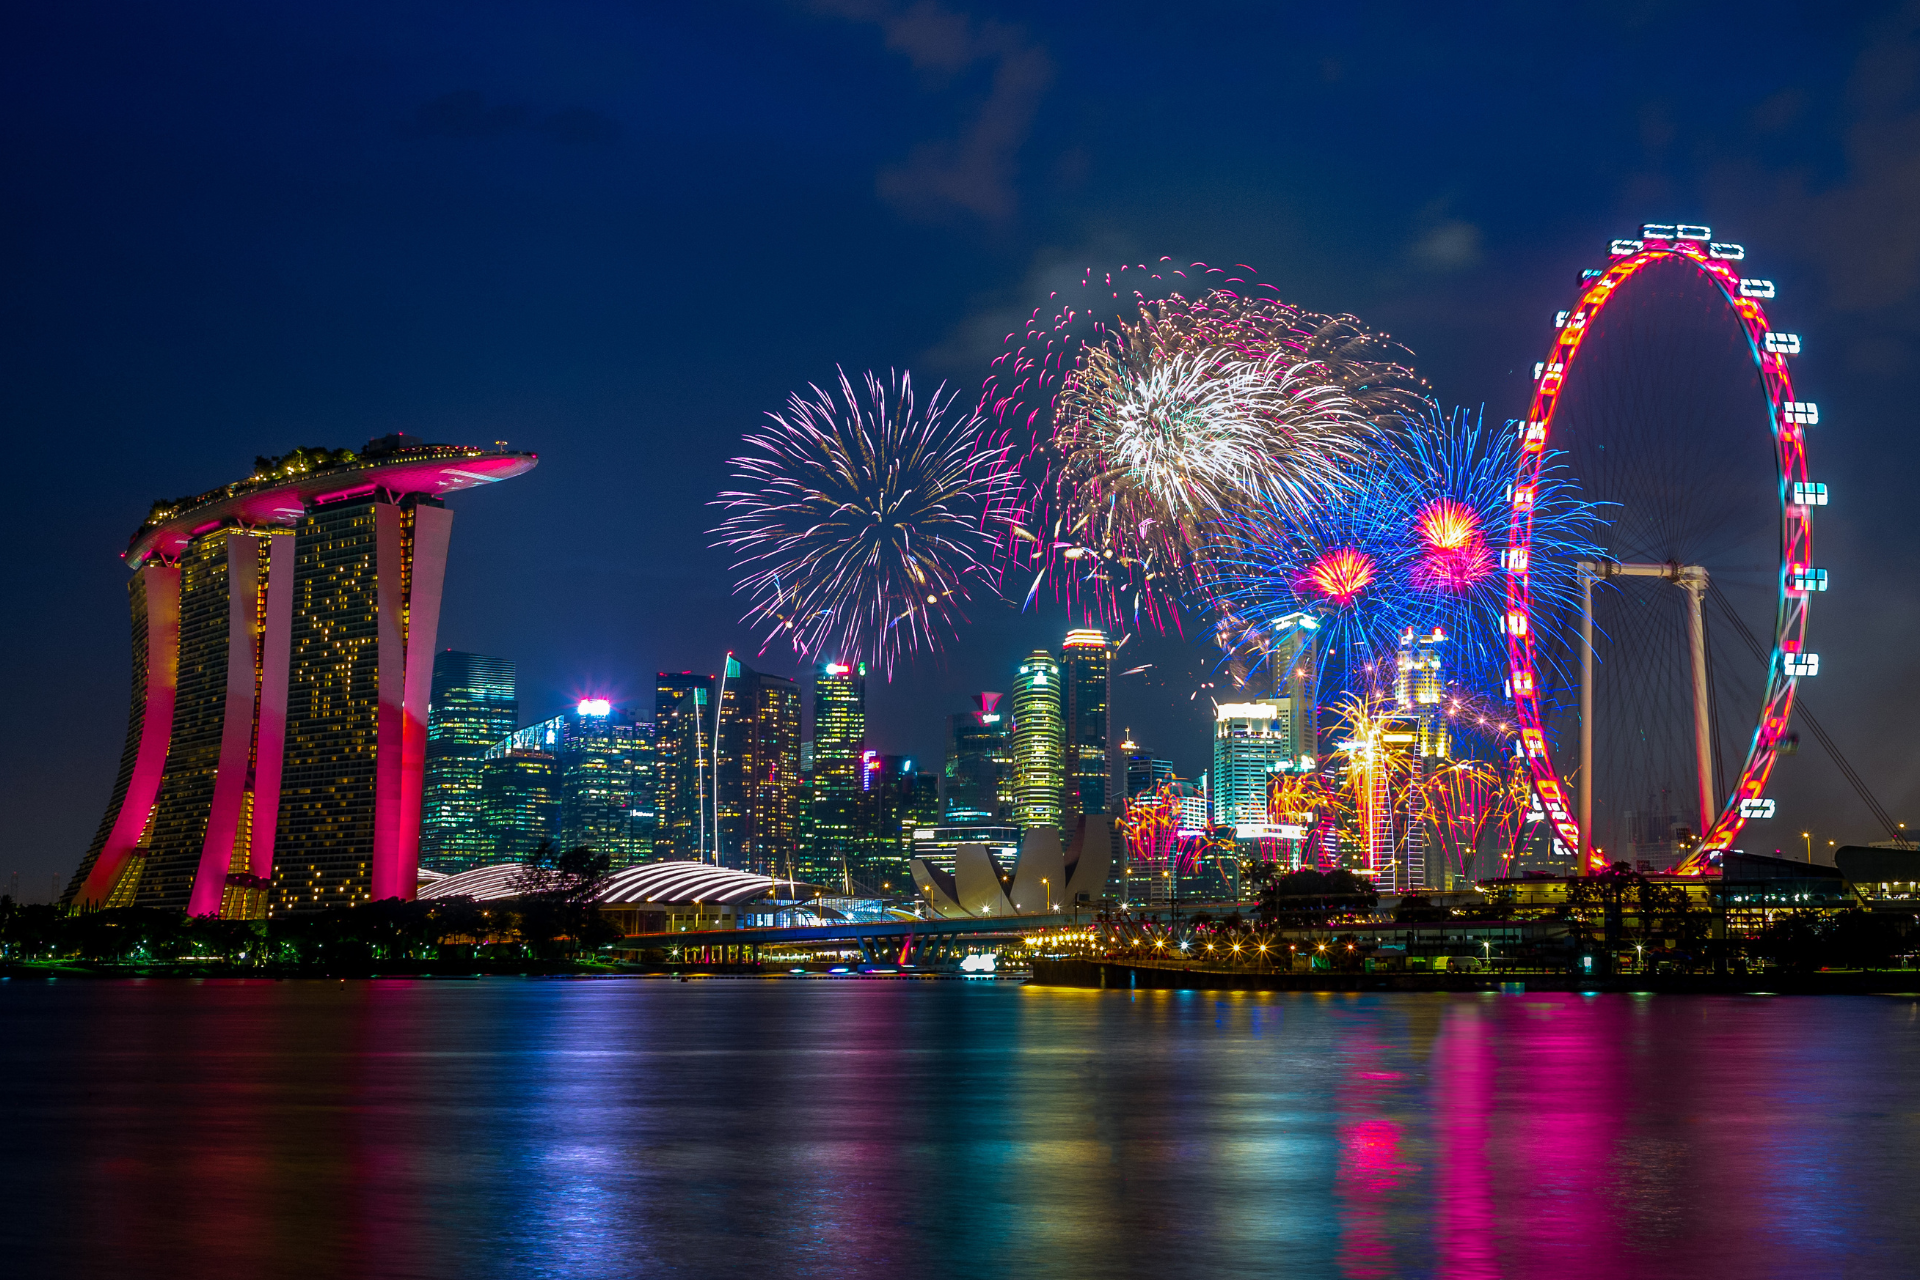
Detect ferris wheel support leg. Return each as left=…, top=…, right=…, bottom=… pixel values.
left=1578, top=563, right=1598, bottom=875
left=1680, top=567, right=1716, bottom=835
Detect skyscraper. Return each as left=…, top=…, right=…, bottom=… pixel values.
left=1212, top=701, right=1294, bottom=832
left=1270, top=612, right=1322, bottom=768
left=555, top=701, right=653, bottom=867
left=805, top=660, right=865, bottom=885
left=715, top=658, right=801, bottom=874
left=1390, top=625, right=1450, bottom=892
left=486, top=703, right=651, bottom=864
left=943, top=693, right=1011, bottom=823
left=1060, top=629, right=1116, bottom=826
left=421, top=651, right=518, bottom=874
left=863, top=754, right=939, bottom=891
left=1010, top=650, right=1064, bottom=832
left=477, top=749, right=560, bottom=861
left=67, top=436, right=535, bottom=915
left=1123, top=734, right=1174, bottom=800
left=654, top=672, right=716, bottom=863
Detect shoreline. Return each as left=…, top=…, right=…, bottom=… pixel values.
left=1027, top=957, right=1920, bottom=995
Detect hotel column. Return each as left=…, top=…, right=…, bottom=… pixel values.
left=395, top=505, right=452, bottom=897
left=372, top=499, right=452, bottom=901
left=188, top=533, right=264, bottom=917
left=75, top=564, right=181, bottom=907
left=248, top=529, right=294, bottom=883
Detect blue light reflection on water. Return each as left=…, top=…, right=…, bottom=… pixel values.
left=2, top=980, right=1917, bottom=1279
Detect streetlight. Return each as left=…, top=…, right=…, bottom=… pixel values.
left=1041, top=877, right=1052, bottom=914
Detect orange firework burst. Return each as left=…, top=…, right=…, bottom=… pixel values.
left=1412, top=498, right=1493, bottom=592
left=1298, top=547, right=1376, bottom=603
left=1417, top=498, right=1478, bottom=550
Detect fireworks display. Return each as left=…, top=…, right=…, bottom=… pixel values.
left=717, top=254, right=1621, bottom=889
left=1389, top=406, right=1605, bottom=694
left=984, top=262, right=1427, bottom=628
left=711, top=368, right=1019, bottom=676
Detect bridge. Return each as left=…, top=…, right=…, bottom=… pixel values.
left=616, top=903, right=1251, bottom=967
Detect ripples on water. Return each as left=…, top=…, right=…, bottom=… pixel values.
left=3, top=979, right=1916, bottom=1279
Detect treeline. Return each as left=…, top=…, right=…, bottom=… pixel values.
left=1, top=845, right=624, bottom=972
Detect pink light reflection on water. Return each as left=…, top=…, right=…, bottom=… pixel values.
left=1433, top=1000, right=1497, bottom=1280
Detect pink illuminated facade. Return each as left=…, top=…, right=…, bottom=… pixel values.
left=65, top=437, right=536, bottom=915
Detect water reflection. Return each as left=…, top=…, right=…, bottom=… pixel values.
left=4, top=982, right=1917, bottom=1278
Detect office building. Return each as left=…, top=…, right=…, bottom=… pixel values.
left=66, top=436, right=535, bottom=915
left=943, top=693, right=1011, bottom=823
left=477, top=749, right=560, bottom=861
left=654, top=672, right=715, bottom=862
left=1269, top=612, right=1322, bottom=767
left=715, top=658, right=802, bottom=874
left=1010, top=650, right=1064, bottom=832
left=861, top=753, right=939, bottom=891
left=1394, top=626, right=1449, bottom=760
left=1060, top=629, right=1117, bottom=827
left=551, top=702, right=654, bottom=867
left=421, top=651, right=518, bottom=874
left=805, top=660, right=866, bottom=885
left=909, top=824, right=1022, bottom=878
left=1123, top=734, right=1174, bottom=800
left=1212, top=702, right=1295, bottom=834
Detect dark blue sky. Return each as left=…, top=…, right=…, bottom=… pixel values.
left=5, top=1, right=1918, bottom=894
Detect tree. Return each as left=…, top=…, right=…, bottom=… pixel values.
left=1253, top=867, right=1379, bottom=927
left=512, top=842, right=619, bottom=958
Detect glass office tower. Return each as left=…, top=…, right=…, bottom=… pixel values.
left=421, top=651, right=518, bottom=873
left=654, top=672, right=715, bottom=862
left=943, top=692, right=1011, bottom=824
left=716, top=659, right=802, bottom=875
left=1010, top=650, right=1064, bottom=832
left=1060, top=629, right=1116, bottom=827
left=805, top=660, right=865, bottom=886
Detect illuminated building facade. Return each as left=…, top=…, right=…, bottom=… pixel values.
left=860, top=754, right=939, bottom=891
left=1212, top=702, right=1294, bottom=834
left=421, top=651, right=518, bottom=874
left=908, top=824, right=1021, bottom=877
left=477, top=749, right=560, bottom=861
left=66, top=436, right=535, bottom=915
left=943, top=693, right=1010, bottom=823
left=654, top=672, right=715, bottom=862
left=1010, top=650, right=1063, bottom=832
left=1060, top=629, right=1116, bottom=826
left=547, top=701, right=654, bottom=867
left=1124, top=736, right=1174, bottom=800
left=715, top=659, right=801, bottom=874
left=1269, top=612, right=1321, bottom=767
left=1389, top=626, right=1450, bottom=892
left=804, top=661, right=865, bottom=885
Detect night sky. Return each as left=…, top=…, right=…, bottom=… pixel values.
left=5, top=1, right=1919, bottom=896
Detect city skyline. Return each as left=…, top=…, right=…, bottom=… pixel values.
left=7, top=4, right=1920, bottom=898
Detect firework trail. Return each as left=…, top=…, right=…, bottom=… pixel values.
left=1210, top=406, right=1607, bottom=703
left=1210, top=451, right=1415, bottom=700
left=985, top=262, right=1427, bottom=629
left=1388, top=406, right=1606, bottom=696
left=712, top=368, right=1019, bottom=676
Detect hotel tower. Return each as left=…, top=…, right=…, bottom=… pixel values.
left=65, top=436, right=536, bottom=916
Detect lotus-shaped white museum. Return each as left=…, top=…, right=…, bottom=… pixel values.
left=909, top=817, right=1113, bottom=919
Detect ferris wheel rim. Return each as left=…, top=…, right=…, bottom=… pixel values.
left=1505, top=229, right=1815, bottom=874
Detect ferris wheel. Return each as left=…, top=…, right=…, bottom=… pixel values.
left=1505, top=225, right=1821, bottom=874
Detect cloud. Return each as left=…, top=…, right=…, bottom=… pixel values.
left=1717, top=7, right=1920, bottom=318
left=813, top=1, right=1053, bottom=222
left=1408, top=220, right=1483, bottom=273
left=404, top=91, right=620, bottom=145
